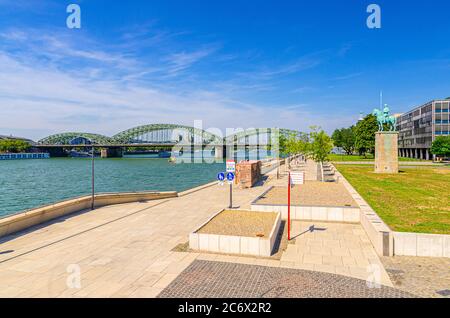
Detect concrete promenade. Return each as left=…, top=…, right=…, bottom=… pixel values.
left=0, top=161, right=394, bottom=298
left=0, top=180, right=274, bottom=297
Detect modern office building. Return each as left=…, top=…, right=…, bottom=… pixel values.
left=396, top=98, right=450, bottom=160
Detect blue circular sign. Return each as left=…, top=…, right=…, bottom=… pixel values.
left=217, top=172, right=225, bottom=181
left=227, top=172, right=235, bottom=181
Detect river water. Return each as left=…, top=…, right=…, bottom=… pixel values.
left=0, top=157, right=225, bottom=218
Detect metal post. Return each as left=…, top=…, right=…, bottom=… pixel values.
left=288, top=172, right=291, bottom=241
left=91, top=146, right=95, bottom=210
left=229, top=183, right=233, bottom=209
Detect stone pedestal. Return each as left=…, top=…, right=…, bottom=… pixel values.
left=375, top=132, right=399, bottom=174
left=235, top=160, right=262, bottom=188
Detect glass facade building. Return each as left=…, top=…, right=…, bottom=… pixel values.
left=396, top=99, right=450, bottom=160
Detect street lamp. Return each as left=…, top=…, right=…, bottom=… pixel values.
left=91, top=145, right=95, bottom=210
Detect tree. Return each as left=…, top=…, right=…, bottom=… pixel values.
left=354, top=114, right=378, bottom=156
left=332, top=127, right=356, bottom=155
left=309, top=127, right=333, bottom=181
left=332, top=129, right=343, bottom=148
left=284, top=132, right=308, bottom=155
left=278, top=133, right=288, bottom=157
left=340, top=127, right=356, bottom=155
left=431, top=136, right=450, bottom=159
left=0, top=139, right=31, bottom=153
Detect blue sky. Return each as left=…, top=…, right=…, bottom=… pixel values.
left=0, top=0, right=449, bottom=140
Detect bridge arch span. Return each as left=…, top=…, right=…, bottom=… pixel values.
left=224, top=128, right=304, bottom=145
left=112, top=124, right=223, bottom=145
left=38, top=133, right=113, bottom=145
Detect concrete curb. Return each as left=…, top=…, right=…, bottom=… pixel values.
left=393, top=231, right=450, bottom=258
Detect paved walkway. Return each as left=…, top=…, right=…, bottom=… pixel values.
left=300, top=159, right=319, bottom=181
left=158, top=260, right=414, bottom=298
left=381, top=256, right=450, bottom=298
left=284, top=158, right=318, bottom=181
left=0, top=182, right=272, bottom=297
left=279, top=221, right=392, bottom=286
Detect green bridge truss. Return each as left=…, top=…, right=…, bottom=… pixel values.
left=38, top=125, right=305, bottom=146
left=38, top=133, right=114, bottom=145
left=112, top=124, right=223, bottom=144
left=223, top=128, right=304, bottom=144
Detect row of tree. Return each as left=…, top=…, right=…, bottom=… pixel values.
left=332, top=114, right=378, bottom=156
left=0, top=139, right=32, bottom=153
left=279, top=127, right=333, bottom=181
left=332, top=114, right=450, bottom=159
left=431, top=136, right=450, bottom=158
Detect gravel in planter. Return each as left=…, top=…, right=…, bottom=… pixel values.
left=197, top=210, right=278, bottom=238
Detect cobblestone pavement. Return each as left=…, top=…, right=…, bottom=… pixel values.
left=381, top=256, right=450, bottom=298
left=158, top=260, right=416, bottom=298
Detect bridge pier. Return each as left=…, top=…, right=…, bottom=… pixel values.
left=100, top=147, right=123, bottom=158
left=214, top=146, right=224, bottom=160
left=40, top=147, right=67, bottom=157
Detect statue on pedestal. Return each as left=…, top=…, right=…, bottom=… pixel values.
left=373, top=105, right=397, bottom=132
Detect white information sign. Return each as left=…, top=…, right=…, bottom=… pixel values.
left=226, top=160, right=236, bottom=173
left=290, top=171, right=305, bottom=185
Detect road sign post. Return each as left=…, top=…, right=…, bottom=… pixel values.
left=227, top=172, right=235, bottom=208
left=229, top=183, right=232, bottom=208
left=226, top=160, right=236, bottom=209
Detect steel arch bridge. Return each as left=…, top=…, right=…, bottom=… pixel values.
left=223, top=128, right=304, bottom=145
left=112, top=124, right=223, bottom=145
left=38, top=133, right=114, bottom=145
left=37, top=125, right=305, bottom=146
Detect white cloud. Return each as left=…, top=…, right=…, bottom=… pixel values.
left=0, top=28, right=350, bottom=140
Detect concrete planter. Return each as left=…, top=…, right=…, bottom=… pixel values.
left=250, top=186, right=360, bottom=223
left=189, top=209, right=281, bottom=257
left=250, top=204, right=360, bottom=223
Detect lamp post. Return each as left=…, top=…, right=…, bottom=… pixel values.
left=288, top=171, right=291, bottom=241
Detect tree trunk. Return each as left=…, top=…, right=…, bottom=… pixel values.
left=320, top=161, right=324, bottom=182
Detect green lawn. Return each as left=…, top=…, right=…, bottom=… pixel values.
left=329, top=154, right=427, bottom=162
left=335, top=165, right=450, bottom=234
